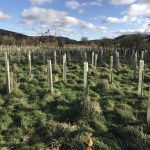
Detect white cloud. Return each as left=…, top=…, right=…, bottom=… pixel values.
left=141, top=18, right=150, bottom=32
left=22, top=7, right=78, bottom=27
left=110, top=0, right=150, bottom=24
left=113, top=28, right=149, bottom=36
left=110, top=0, right=136, bottom=5
left=104, top=16, right=128, bottom=23
left=107, top=28, right=148, bottom=38
left=103, top=15, right=139, bottom=24
left=81, top=22, right=107, bottom=31
left=22, top=7, right=107, bottom=35
left=65, top=0, right=84, bottom=13
left=128, top=3, right=150, bottom=16
left=140, top=0, right=150, bottom=4
left=65, top=0, right=81, bottom=10
left=83, top=0, right=102, bottom=6
left=0, top=11, right=11, bottom=20
left=30, top=0, right=53, bottom=5
left=65, top=0, right=102, bottom=13
left=109, top=18, right=150, bottom=38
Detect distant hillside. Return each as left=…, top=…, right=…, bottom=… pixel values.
left=113, top=34, right=150, bottom=49
left=0, top=29, right=78, bottom=46
left=0, top=28, right=149, bottom=49
left=0, top=29, right=27, bottom=38
left=114, top=34, right=148, bottom=41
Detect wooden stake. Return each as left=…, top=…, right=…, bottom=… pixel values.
left=110, top=56, right=113, bottom=83
left=92, top=52, right=94, bottom=68
left=84, top=62, right=88, bottom=98
left=48, top=60, right=53, bottom=94
left=100, top=49, right=103, bottom=63
left=84, top=52, right=87, bottom=62
left=147, top=87, right=150, bottom=125
left=116, top=51, right=120, bottom=68
left=134, top=51, right=137, bottom=80
left=17, top=48, right=20, bottom=63
left=138, top=60, right=144, bottom=96
left=28, top=51, right=32, bottom=78
left=94, top=54, right=98, bottom=70
left=6, top=59, right=11, bottom=93
left=54, top=51, right=57, bottom=69
left=141, top=51, right=144, bottom=60
left=63, top=53, right=66, bottom=82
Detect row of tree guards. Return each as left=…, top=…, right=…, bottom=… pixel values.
left=4, top=50, right=148, bottom=95
left=0, top=46, right=149, bottom=64
left=3, top=49, right=150, bottom=124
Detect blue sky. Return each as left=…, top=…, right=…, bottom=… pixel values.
left=0, top=0, right=149, bottom=40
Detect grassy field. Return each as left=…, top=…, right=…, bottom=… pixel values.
left=0, top=49, right=150, bottom=150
